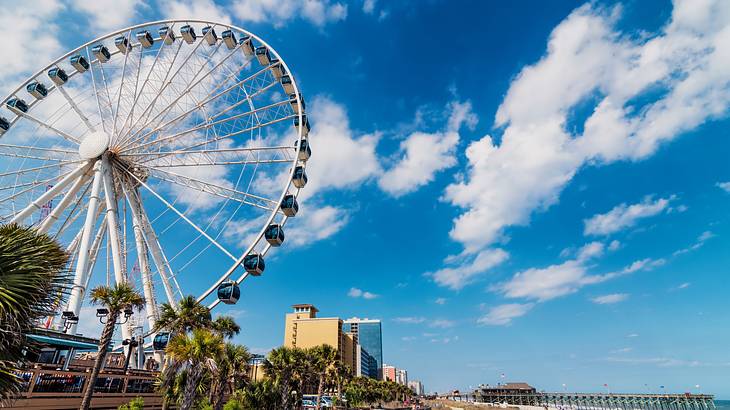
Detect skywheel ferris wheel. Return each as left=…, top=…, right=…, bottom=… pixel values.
left=0, top=19, right=311, bottom=343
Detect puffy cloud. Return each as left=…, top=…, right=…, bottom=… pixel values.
left=429, top=319, right=455, bottom=328
left=440, top=0, right=730, bottom=282
left=231, top=0, right=347, bottom=27
left=592, top=293, right=629, bottom=304
left=672, top=230, right=715, bottom=256
left=348, top=287, right=378, bottom=299
left=378, top=101, right=477, bottom=197
left=584, top=196, right=673, bottom=236
left=72, top=0, right=143, bottom=33
left=286, top=205, right=349, bottom=247
left=434, top=297, right=447, bottom=305
left=716, top=181, right=730, bottom=193
left=393, top=316, right=425, bottom=324
left=362, top=0, right=376, bottom=14
left=427, top=248, right=509, bottom=290
left=478, top=303, right=534, bottom=326
left=0, top=1, right=64, bottom=94
left=160, top=0, right=233, bottom=24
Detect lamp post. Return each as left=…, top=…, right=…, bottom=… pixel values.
left=61, top=311, right=79, bottom=332
left=96, top=306, right=135, bottom=369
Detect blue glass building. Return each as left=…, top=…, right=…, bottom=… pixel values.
left=343, top=318, right=382, bottom=379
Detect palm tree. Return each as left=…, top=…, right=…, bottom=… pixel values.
left=309, top=345, right=338, bottom=410
left=0, top=224, right=69, bottom=403
left=211, top=315, right=240, bottom=339
left=155, top=295, right=212, bottom=335
left=262, top=346, right=301, bottom=410
left=210, top=343, right=250, bottom=410
left=80, top=282, right=144, bottom=410
left=165, top=329, right=224, bottom=410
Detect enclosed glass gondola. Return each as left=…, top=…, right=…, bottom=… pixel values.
left=92, top=45, right=111, bottom=63
left=255, top=46, right=271, bottom=66
left=292, top=166, right=308, bottom=188
left=280, top=75, right=295, bottom=95
left=181, top=25, right=197, bottom=44
left=217, top=281, right=240, bottom=304
left=26, top=82, right=48, bottom=99
left=293, top=114, right=310, bottom=137
left=0, top=117, right=9, bottom=135
left=6, top=98, right=29, bottom=114
left=222, top=29, right=237, bottom=49
left=159, top=26, right=176, bottom=45
left=264, top=224, right=285, bottom=246
left=243, top=253, right=265, bottom=276
left=294, top=138, right=311, bottom=161
left=270, top=58, right=286, bottom=79
left=137, top=30, right=154, bottom=48
left=114, top=36, right=131, bottom=54
left=48, top=67, right=68, bottom=86
left=238, top=35, right=254, bottom=56
left=280, top=194, right=299, bottom=217
left=153, top=332, right=170, bottom=350
left=70, top=54, right=90, bottom=72
left=202, top=26, right=217, bottom=45
left=289, top=93, right=305, bottom=112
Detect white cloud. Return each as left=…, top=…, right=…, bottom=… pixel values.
left=576, top=241, right=604, bottom=261
left=477, top=303, right=534, bottom=326
left=348, top=287, right=378, bottom=299
left=717, top=181, right=730, bottom=193
left=584, top=196, right=673, bottom=236
left=378, top=101, right=477, bottom=197
left=231, top=0, right=347, bottom=27
left=592, top=293, right=629, bottom=304
left=434, top=297, right=447, bottom=305
left=429, top=319, right=455, bottom=328
left=440, top=0, right=730, bottom=282
left=160, top=0, right=233, bottom=24
left=286, top=205, right=349, bottom=247
left=427, top=248, right=509, bottom=290
left=608, top=240, right=621, bottom=251
left=673, top=230, right=715, bottom=256
left=676, top=282, right=691, bottom=289
left=72, top=0, right=143, bottom=33
left=393, top=316, right=425, bottom=324
left=0, top=1, right=64, bottom=94
left=362, top=0, right=376, bottom=14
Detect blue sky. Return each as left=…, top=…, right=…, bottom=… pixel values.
left=3, top=0, right=730, bottom=398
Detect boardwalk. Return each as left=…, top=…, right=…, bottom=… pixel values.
left=460, top=392, right=717, bottom=410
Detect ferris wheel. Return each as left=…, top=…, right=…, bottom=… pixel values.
left=0, top=19, right=311, bottom=342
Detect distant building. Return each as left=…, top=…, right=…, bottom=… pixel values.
left=248, top=354, right=266, bottom=381
left=382, top=364, right=396, bottom=382
left=343, top=318, right=382, bottom=378
left=283, top=304, right=357, bottom=371
left=356, top=345, right=378, bottom=379
left=408, top=380, right=424, bottom=396
left=396, top=368, right=408, bottom=385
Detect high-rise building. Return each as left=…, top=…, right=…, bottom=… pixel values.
left=396, top=368, right=408, bottom=385
left=382, top=364, right=396, bottom=382
left=283, top=304, right=357, bottom=371
left=343, top=318, right=382, bottom=378
left=355, top=345, right=378, bottom=379
left=408, top=380, right=424, bottom=396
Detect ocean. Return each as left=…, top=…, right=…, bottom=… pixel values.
left=715, top=401, right=730, bottom=410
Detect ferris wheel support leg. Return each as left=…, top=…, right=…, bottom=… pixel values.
left=101, top=155, right=133, bottom=344
left=37, top=170, right=92, bottom=234
left=10, top=161, right=92, bottom=225
left=66, top=159, right=103, bottom=335
left=125, top=185, right=160, bottom=334
left=134, top=187, right=178, bottom=310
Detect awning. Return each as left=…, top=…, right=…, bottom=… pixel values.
left=27, top=334, right=99, bottom=351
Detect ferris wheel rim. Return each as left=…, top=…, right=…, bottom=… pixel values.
left=0, top=18, right=309, bottom=327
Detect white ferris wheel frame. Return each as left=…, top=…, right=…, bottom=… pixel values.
left=0, top=19, right=308, bottom=338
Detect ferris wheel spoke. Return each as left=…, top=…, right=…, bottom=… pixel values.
left=110, top=31, right=135, bottom=140
left=132, top=145, right=295, bottom=168
left=120, top=32, right=215, bottom=144
left=138, top=164, right=277, bottom=211
left=116, top=35, right=183, bottom=144
left=12, top=111, right=81, bottom=145
left=0, top=168, right=75, bottom=206
left=0, top=159, right=87, bottom=179
left=55, top=86, right=96, bottom=133
left=119, top=164, right=238, bottom=261
left=87, top=47, right=111, bottom=134
left=37, top=169, right=92, bottom=233
left=121, top=39, right=248, bottom=149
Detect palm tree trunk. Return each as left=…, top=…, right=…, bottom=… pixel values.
left=80, top=312, right=119, bottom=410
left=316, top=372, right=325, bottom=410
left=180, top=365, right=202, bottom=410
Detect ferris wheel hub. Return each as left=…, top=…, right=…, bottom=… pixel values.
left=78, top=130, right=110, bottom=159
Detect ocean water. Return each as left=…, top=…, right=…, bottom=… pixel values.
left=716, top=401, right=730, bottom=410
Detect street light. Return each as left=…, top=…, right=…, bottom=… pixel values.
left=61, top=311, right=79, bottom=332
left=96, top=305, right=134, bottom=324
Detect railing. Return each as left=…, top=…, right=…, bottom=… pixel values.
left=9, top=365, right=161, bottom=408
left=462, top=392, right=717, bottom=410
